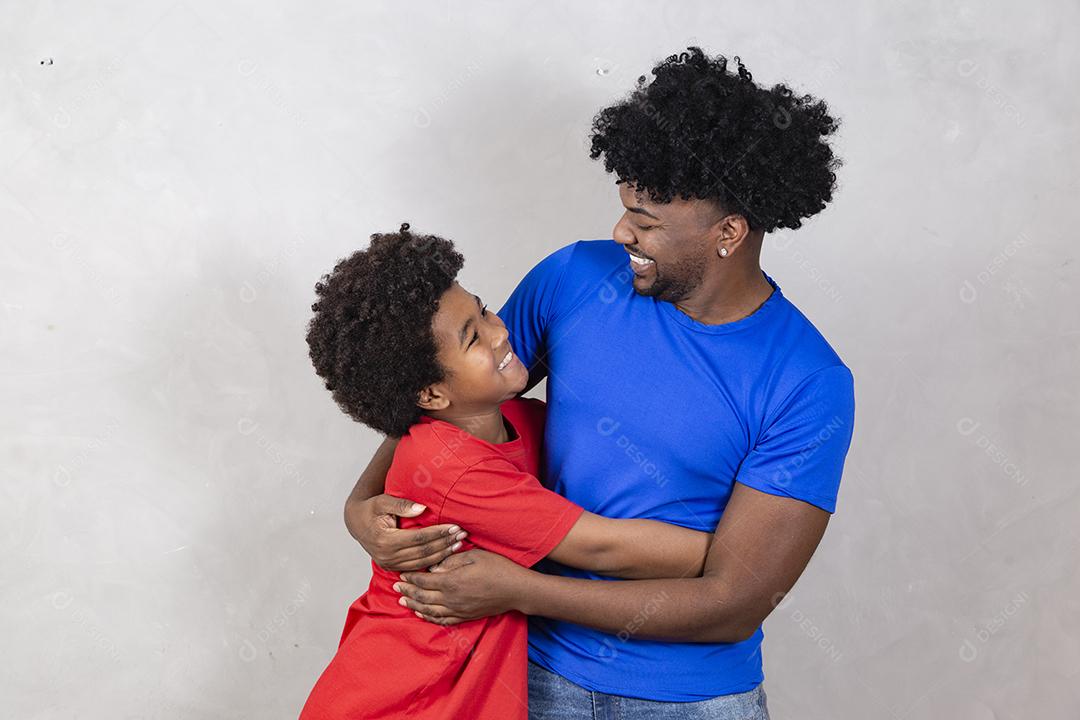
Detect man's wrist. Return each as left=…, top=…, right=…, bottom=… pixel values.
left=510, top=566, right=544, bottom=615
left=343, top=495, right=370, bottom=544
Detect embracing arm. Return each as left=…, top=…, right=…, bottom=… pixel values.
left=508, top=367, right=854, bottom=639
left=343, top=437, right=398, bottom=541
left=517, top=484, right=828, bottom=642
left=344, top=436, right=466, bottom=572
left=546, top=512, right=712, bottom=580
left=397, top=366, right=853, bottom=639
left=397, top=483, right=829, bottom=643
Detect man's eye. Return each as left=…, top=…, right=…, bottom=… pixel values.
left=636, top=224, right=656, bottom=231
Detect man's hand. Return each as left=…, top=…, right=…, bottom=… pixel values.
left=346, top=493, right=468, bottom=572
left=393, top=549, right=528, bottom=626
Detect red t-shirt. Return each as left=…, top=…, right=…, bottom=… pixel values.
left=299, top=398, right=585, bottom=720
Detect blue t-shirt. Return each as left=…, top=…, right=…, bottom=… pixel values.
left=496, top=239, right=856, bottom=701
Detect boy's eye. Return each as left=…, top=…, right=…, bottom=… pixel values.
left=481, top=304, right=488, bottom=316
left=468, top=331, right=479, bottom=348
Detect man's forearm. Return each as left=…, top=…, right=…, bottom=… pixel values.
left=513, top=571, right=755, bottom=644
left=346, top=437, right=398, bottom=503
left=343, top=437, right=398, bottom=541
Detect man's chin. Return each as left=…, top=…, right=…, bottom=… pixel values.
left=632, top=275, right=664, bottom=298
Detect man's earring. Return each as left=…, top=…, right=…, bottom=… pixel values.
left=719, top=247, right=729, bottom=257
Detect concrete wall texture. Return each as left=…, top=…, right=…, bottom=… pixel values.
left=3, top=1, right=1077, bottom=718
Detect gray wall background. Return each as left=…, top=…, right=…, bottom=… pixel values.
left=3, top=1, right=1077, bottom=718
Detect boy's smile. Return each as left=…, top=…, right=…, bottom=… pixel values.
left=416, top=282, right=528, bottom=439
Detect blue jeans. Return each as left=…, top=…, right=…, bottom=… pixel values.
left=528, top=660, right=770, bottom=719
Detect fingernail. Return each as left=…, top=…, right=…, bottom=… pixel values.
left=410, top=503, right=426, bottom=513
left=392, top=583, right=401, bottom=592
left=455, top=532, right=467, bottom=541
left=414, top=611, right=423, bottom=618
left=451, top=541, right=462, bottom=551
left=399, top=574, right=408, bottom=582
left=399, top=597, right=407, bottom=606
left=447, top=525, right=461, bottom=534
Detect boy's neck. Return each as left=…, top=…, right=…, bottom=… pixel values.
left=430, top=407, right=510, bottom=444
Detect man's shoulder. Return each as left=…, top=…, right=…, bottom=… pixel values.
left=746, top=293, right=854, bottom=424
left=546, top=240, right=627, bottom=313
left=566, top=238, right=625, bottom=273
left=769, top=292, right=850, bottom=378
left=529, top=239, right=623, bottom=282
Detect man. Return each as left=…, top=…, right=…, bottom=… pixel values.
left=343, top=47, right=854, bottom=719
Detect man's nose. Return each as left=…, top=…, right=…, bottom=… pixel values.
left=612, top=218, right=635, bottom=246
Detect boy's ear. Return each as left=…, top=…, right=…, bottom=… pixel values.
left=416, top=383, right=450, bottom=411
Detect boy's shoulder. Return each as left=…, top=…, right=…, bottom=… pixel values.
left=392, top=420, right=476, bottom=480
left=385, top=421, right=475, bottom=501
left=391, top=398, right=545, bottom=480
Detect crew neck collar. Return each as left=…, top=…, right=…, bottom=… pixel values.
left=655, top=271, right=784, bottom=334
left=418, top=410, right=522, bottom=448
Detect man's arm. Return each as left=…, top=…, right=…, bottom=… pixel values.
left=343, top=437, right=398, bottom=538
left=396, top=483, right=829, bottom=643
left=344, top=437, right=467, bottom=572
left=516, top=484, right=828, bottom=642
left=397, top=364, right=854, bottom=636
left=546, top=512, right=712, bottom=580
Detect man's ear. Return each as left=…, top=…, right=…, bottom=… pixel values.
left=416, top=383, right=450, bottom=411
left=710, top=211, right=753, bottom=259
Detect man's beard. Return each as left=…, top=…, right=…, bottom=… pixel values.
left=632, top=257, right=705, bottom=303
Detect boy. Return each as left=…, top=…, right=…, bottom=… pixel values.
left=299, top=224, right=712, bottom=719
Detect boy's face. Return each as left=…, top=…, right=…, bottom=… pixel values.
left=420, top=282, right=528, bottom=413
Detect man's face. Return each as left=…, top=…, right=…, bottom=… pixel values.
left=612, top=181, right=722, bottom=302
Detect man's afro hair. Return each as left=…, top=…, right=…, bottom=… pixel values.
left=589, top=46, right=842, bottom=233
left=305, top=223, right=464, bottom=437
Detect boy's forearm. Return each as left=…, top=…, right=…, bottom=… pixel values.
left=601, top=520, right=712, bottom=580
left=512, top=570, right=752, bottom=644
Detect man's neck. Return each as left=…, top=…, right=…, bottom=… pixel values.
left=672, top=263, right=775, bottom=326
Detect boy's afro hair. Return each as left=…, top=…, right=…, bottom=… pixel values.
left=305, top=223, right=464, bottom=437
left=589, top=46, right=842, bottom=232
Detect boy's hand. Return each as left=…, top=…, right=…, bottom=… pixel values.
left=346, top=493, right=468, bottom=572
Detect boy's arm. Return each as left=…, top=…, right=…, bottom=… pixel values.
left=546, top=512, right=712, bottom=579
left=345, top=447, right=709, bottom=579
left=430, top=453, right=710, bottom=581
left=344, top=437, right=466, bottom=572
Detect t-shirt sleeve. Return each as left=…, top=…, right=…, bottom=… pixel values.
left=437, top=456, right=585, bottom=567
left=496, top=243, right=578, bottom=387
left=735, top=365, right=856, bottom=513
